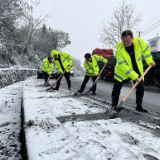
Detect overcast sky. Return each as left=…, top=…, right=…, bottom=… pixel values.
left=34, top=0, right=160, bottom=66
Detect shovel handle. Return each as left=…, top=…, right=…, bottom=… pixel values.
left=47, top=68, right=54, bottom=81
left=47, top=65, right=70, bottom=91
left=93, top=62, right=108, bottom=86
left=54, top=65, right=70, bottom=84
left=85, top=62, right=108, bottom=94
left=122, top=65, right=152, bottom=102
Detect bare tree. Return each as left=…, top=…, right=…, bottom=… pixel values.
left=100, top=0, right=143, bottom=48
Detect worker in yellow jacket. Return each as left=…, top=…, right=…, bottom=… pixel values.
left=78, top=53, right=108, bottom=95
left=42, top=57, right=54, bottom=86
left=51, top=50, right=74, bottom=90
left=112, top=30, right=156, bottom=113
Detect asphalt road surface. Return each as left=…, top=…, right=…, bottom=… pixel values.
left=50, top=76, right=160, bottom=137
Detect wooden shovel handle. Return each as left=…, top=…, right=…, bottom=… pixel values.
left=123, top=65, right=152, bottom=102
left=93, top=62, right=108, bottom=86
left=47, top=68, right=54, bottom=81
left=54, top=65, right=70, bottom=84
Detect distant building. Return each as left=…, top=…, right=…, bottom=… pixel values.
left=147, top=36, right=160, bottom=52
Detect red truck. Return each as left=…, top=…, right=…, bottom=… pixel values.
left=92, top=48, right=116, bottom=81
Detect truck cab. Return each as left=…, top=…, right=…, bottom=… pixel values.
left=92, top=48, right=116, bottom=81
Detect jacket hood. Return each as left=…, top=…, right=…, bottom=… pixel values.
left=51, top=50, right=59, bottom=58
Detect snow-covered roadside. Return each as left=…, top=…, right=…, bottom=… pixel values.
left=0, top=68, right=36, bottom=88
left=0, top=81, right=23, bottom=160
left=23, top=77, right=160, bottom=160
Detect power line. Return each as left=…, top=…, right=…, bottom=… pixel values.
left=141, top=23, right=160, bottom=36
left=141, top=22, right=160, bottom=36
left=140, top=12, right=160, bottom=31
left=142, top=19, right=160, bottom=34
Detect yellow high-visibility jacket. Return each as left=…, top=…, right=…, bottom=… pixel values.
left=42, top=58, right=54, bottom=75
left=114, top=37, right=153, bottom=82
left=84, top=55, right=108, bottom=76
left=52, top=52, right=74, bottom=74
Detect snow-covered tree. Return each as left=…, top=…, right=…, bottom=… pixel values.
left=0, top=0, right=31, bottom=60
left=0, top=0, right=71, bottom=68
left=33, top=26, right=71, bottom=60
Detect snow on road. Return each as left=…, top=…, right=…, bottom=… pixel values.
left=0, top=81, right=23, bottom=160
left=23, top=77, right=160, bottom=160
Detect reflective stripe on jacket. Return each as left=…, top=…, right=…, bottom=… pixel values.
left=42, top=58, right=54, bottom=75
left=84, top=55, right=108, bottom=76
left=114, top=37, right=153, bottom=82
left=52, top=52, right=74, bottom=74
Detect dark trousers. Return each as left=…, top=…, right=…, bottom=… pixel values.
left=79, top=75, right=98, bottom=93
left=56, top=72, right=71, bottom=89
left=112, top=80, right=144, bottom=108
left=43, top=71, right=49, bottom=82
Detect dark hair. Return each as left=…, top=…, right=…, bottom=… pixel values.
left=84, top=53, right=91, bottom=58
left=48, top=57, right=52, bottom=60
left=121, top=30, right=133, bottom=39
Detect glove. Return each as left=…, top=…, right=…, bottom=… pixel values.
left=61, top=71, right=63, bottom=74
left=68, top=63, right=71, bottom=66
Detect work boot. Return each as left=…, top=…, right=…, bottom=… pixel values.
left=52, top=87, right=59, bottom=90
left=44, top=82, right=48, bottom=85
left=136, top=106, right=148, bottom=113
left=92, top=92, right=96, bottom=95
left=136, top=96, right=147, bottom=112
left=44, top=82, right=50, bottom=87
left=111, top=105, right=118, bottom=111
left=77, top=90, right=82, bottom=93
left=111, top=96, right=119, bottom=111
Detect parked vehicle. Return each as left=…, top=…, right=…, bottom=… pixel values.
left=92, top=48, right=130, bottom=83
left=37, top=68, right=57, bottom=79
left=143, top=51, right=160, bottom=86
left=92, top=48, right=116, bottom=81
left=70, top=70, right=74, bottom=77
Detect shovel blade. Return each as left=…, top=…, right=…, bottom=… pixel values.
left=46, top=83, right=55, bottom=91
left=85, top=87, right=92, bottom=94
left=117, top=100, right=123, bottom=110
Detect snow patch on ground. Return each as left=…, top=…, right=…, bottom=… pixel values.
left=139, top=120, right=160, bottom=130
left=0, top=82, right=23, bottom=160
left=23, top=77, right=160, bottom=160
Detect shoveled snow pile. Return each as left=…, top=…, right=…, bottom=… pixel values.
left=0, top=81, right=23, bottom=160
left=23, top=77, right=160, bottom=160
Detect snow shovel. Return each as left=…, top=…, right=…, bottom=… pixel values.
left=117, top=65, right=152, bottom=110
left=85, top=62, right=108, bottom=94
left=46, top=65, right=70, bottom=91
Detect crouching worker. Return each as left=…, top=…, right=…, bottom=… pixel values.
left=42, top=57, right=54, bottom=86
left=51, top=50, right=74, bottom=90
left=78, top=53, right=108, bottom=95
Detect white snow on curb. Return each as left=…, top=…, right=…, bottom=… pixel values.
left=0, top=81, right=23, bottom=160
left=23, top=77, right=160, bottom=160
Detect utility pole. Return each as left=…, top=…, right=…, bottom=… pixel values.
left=136, top=31, right=143, bottom=37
